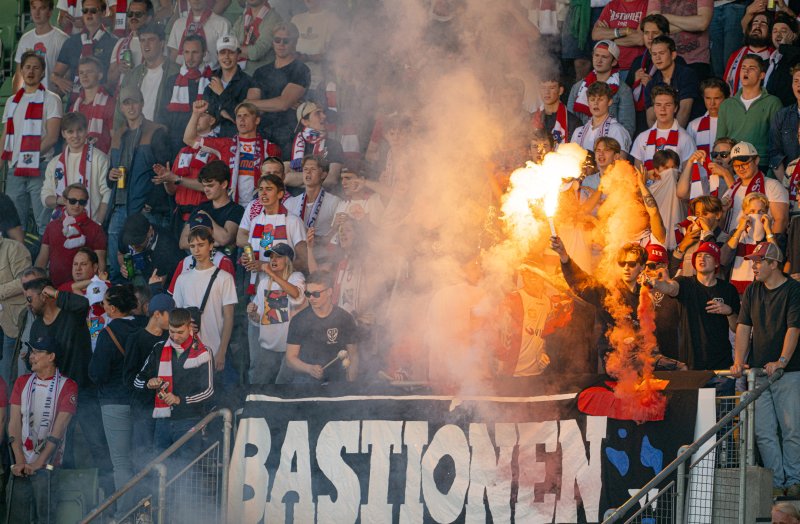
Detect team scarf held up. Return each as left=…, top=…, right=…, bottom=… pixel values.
left=724, top=171, right=765, bottom=231
left=724, top=46, right=774, bottom=93
left=632, top=52, right=656, bottom=112
left=71, top=88, right=112, bottom=147
left=21, top=370, right=68, bottom=465
left=153, top=335, right=212, bottom=418
left=572, top=70, right=620, bottom=117
left=54, top=143, right=94, bottom=217
left=238, top=3, right=271, bottom=68
left=2, top=84, right=46, bottom=177
left=642, top=125, right=680, bottom=171
left=531, top=102, right=569, bottom=145
left=290, top=127, right=326, bottom=170
left=730, top=224, right=764, bottom=293
left=62, top=212, right=91, bottom=249
left=324, top=81, right=361, bottom=165
left=167, top=65, right=213, bottom=112
left=113, top=0, right=127, bottom=36
left=178, top=9, right=213, bottom=56
left=246, top=205, right=289, bottom=294
left=73, top=28, right=108, bottom=103
left=688, top=159, right=720, bottom=201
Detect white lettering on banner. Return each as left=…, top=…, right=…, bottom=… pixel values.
left=228, top=417, right=608, bottom=523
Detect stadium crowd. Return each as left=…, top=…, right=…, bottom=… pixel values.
left=4, top=0, right=800, bottom=519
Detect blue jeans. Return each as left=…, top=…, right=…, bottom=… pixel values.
left=247, top=321, right=290, bottom=384
left=107, top=205, right=128, bottom=282
left=100, top=404, right=135, bottom=514
left=0, top=330, right=17, bottom=391
left=5, top=167, right=49, bottom=235
left=710, top=2, right=746, bottom=78
left=754, top=371, right=800, bottom=488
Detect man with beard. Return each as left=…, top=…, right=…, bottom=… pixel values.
left=770, top=63, right=800, bottom=182
left=765, top=13, right=800, bottom=107
left=717, top=57, right=782, bottom=174
left=724, top=12, right=774, bottom=94
left=568, top=40, right=636, bottom=138
left=731, top=242, right=800, bottom=498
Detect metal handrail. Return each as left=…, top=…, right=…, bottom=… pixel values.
left=602, top=368, right=784, bottom=523
left=80, top=408, right=233, bottom=524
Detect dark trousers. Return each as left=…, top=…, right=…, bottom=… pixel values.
left=6, top=469, right=56, bottom=524
left=64, top=388, right=114, bottom=496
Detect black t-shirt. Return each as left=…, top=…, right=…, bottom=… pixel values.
left=118, top=228, right=183, bottom=286
left=252, top=60, right=311, bottom=148
left=0, top=193, right=21, bottom=238
left=57, top=30, right=117, bottom=77
left=739, top=278, right=800, bottom=371
left=675, top=276, right=741, bottom=370
left=653, top=292, right=681, bottom=362
left=124, top=328, right=167, bottom=410
left=287, top=306, right=356, bottom=382
left=30, top=292, right=92, bottom=388
left=198, top=200, right=244, bottom=234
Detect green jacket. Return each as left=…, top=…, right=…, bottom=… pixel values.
left=716, top=90, right=782, bottom=165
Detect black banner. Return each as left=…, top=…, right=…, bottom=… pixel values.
left=228, top=373, right=709, bottom=523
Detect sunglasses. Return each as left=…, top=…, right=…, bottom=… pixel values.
left=273, top=37, right=293, bottom=44
left=67, top=197, right=88, bottom=206
left=82, top=7, right=100, bottom=14
left=645, top=262, right=661, bottom=270
left=127, top=10, right=146, bottom=18
left=304, top=288, right=328, bottom=298
left=617, top=261, right=639, bottom=268
left=710, top=151, right=730, bottom=159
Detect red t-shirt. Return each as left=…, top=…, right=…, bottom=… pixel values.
left=0, top=376, right=8, bottom=408
left=598, top=0, right=648, bottom=70
left=11, top=374, right=78, bottom=415
left=172, top=146, right=216, bottom=217
left=647, top=0, right=712, bottom=65
left=42, top=216, right=107, bottom=288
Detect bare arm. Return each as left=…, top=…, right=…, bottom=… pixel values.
left=286, top=343, right=323, bottom=379
left=236, top=227, right=250, bottom=248
left=215, top=303, right=234, bottom=371
left=246, top=83, right=306, bottom=113
left=663, top=8, right=713, bottom=33
left=50, top=62, right=73, bottom=96
left=677, top=151, right=707, bottom=200
left=29, top=411, right=73, bottom=470
left=638, top=173, right=667, bottom=244
left=676, top=99, right=693, bottom=128
left=8, top=405, right=24, bottom=466
left=731, top=323, right=752, bottom=376
left=95, top=250, right=107, bottom=274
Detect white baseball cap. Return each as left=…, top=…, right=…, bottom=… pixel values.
left=216, top=34, right=240, bottom=53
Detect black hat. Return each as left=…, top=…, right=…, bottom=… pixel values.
left=188, top=211, right=213, bottom=232
left=266, top=243, right=295, bottom=261
left=25, top=335, right=62, bottom=362
left=123, top=213, right=152, bottom=247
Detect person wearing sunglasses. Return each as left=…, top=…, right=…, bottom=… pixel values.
left=677, top=137, right=737, bottom=205
left=107, top=0, right=153, bottom=86
left=35, top=183, right=108, bottom=288
left=641, top=244, right=682, bottom=365
left=285, top=270, right=358, bottom=383
left=52, top=0, right=117, bottom=102
left=247, top=23, right=310, bottom=156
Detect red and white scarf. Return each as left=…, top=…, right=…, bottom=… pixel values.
left=21, top=370, right=68, bottom=465
left=731, top=229, right=763, bottom=293
left=632, top=52, right=656, bottom=112
left=724, top=46, right=773, bottom=93
left=113, top=0, right=128, bottom=36
left=531, top=102, right=569, bottom=145
left=71, top=88, right=112, bottom=147
left=72, top=28, right=107, bottom=102
left=2, top=84, right=46, bottom=177
left=572, top=71, right=620, bottom=117
left=62, top=0, right=81, bottom=34
left=153, top=336, right=211, bottom=418
left=574, top=115, right=614, bottom=150
left=688, top=159, right=719, bottom=200
left=291, top=127, right=326, bottom=163
left=246, top=207, right=289, bottom=295
left=787, top=160, right=800, bottom=213
left=54, top=144, right=94, bottom=216
left=167, top=65, right=212, bottom=112
left=178, top=9, right=213, bottom=56
left=324, top=81, right=360, bottom=164
left=724, top=171, right=766, bottom=231
left=642, top=124, right=680, bottom=171
left=692, top=113, right=714, bottom=155
left=238, top=4, right=270, bottom=68
left=62, top=212, right=91, bottom=249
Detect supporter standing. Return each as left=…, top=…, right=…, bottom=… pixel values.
left=285, top=156, right=342, bottom=239
left=723, top=13, right=773, bottom=94
left=0, top=238, right=31, bottom=387
left=687, top=78, right=729, bottom=156
left=12, top=0, right=68, bottom=92
left=770, top=64, right=800, bottom=182
left=57, top=247, right=110, bottom=350
left=69, top=57, right=116, bottom=154
left=626, top=13, right=668, bottom=134
left=569, top=81, right=632, bottom=153
left=247, top=23, right=311, bottom=155
left=582, top=136, right=623, bottom=191
left=107, top=0, right=152, bottom=87
left=232, top=0, right=283, bottom=75
left=169, top=213, right=235, bottom=294
left=204, top=35, right=254, bottom=139
left=167, top=0, right=230, bottom=70
left=568, top=40, right=636, bottom=138
left=724, top=192, right=780, bottom=293
left=717, top=55, right=781, bottom=173
left=642, top=243, right=682, bottom=363
left=117, top=213, right=182, bottom=290
left=644, top=36, right=701, bottom=128
left=531, top=74, right=583, bottom=148
left=285, top=101, right=344, bottom=188
left=1, top=51, right=63, bottom=236
left=731, top=242, right=800, bottom=498
left=291, top=0, right=342, bottom=89
left=246, top=243, right=304, bottom=384
left=709, top=1, right=746, bottom=78
left=332, top=169, right=385, bottom=228
left=285, top=271, right=358, bottom=383
left=646, top=0, right=713, bottom=80
left=765, top=13, right=800, bottom=107
left=51, top=0, right=117, bottom=102
left=590, top=0, right=646, bottom=73
left=42, top=112, right=111, bottom=221
left=35, top=183, right=107, bottom=288
left=671, top=195, right=730, bottom=277
left=7, top=336, right=75, bottom=524
left=630, top=85, right=696, bottom=171
left=88, top=285, right=145, bottom=515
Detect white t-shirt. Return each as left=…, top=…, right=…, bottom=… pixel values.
left=252, top=271, right=305, bottom=351
left=173, top=266, right=239, bottom=355
left=630, top=123, right=697, bottom=168
left=741, top=95, right=758, bottom=111
left=42, top=147, right=111, bottom=219
left=569, top=117, right=632, bottom=153
left=15, top=27, right=69, bottom=90
left=140, top=66, right=164, bottom=121
left=332, top=194, right=385, bottom=225
left=1, top=89, right=63, bottom=166
left=284, top=190, right=342, bottom=237
left=167, top=13, right=231, bottom=70
left=725, top=177, right=790, bottom=234
left=291, top=10, right=342, bottom=88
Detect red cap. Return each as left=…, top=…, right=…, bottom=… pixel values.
left=646, top=244, right=668, bottom=264
left=692, top=241, right=721, bottom=269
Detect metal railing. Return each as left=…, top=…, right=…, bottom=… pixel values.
left=80, top=408, right=233, bottom=524
left=603, top=368, right=783, bottom=524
